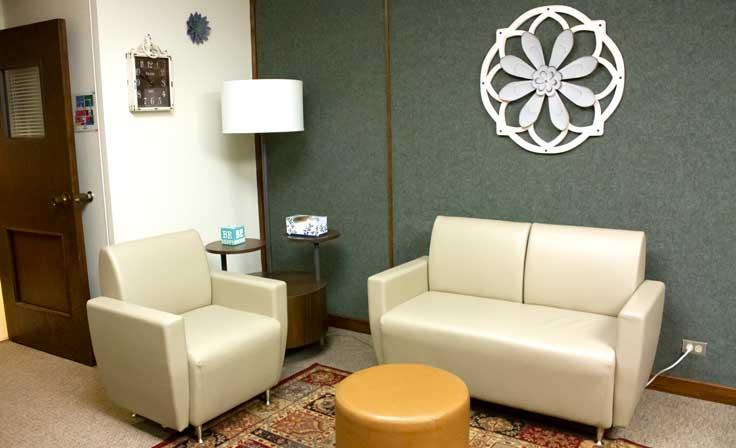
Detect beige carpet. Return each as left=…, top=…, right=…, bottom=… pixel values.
left=156, top=363, right=649, bottom=448
left=0, top=328, right=734, bottom=448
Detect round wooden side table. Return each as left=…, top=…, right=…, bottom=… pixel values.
left=274, top=230, right=341, bottom=348
left=205, top=239, right=266, bottom=271
left=284, top=229, right=341, bottom=282
left=250, top=271, right=328, bottom=349
left=205, top=230, right=341, bottom=350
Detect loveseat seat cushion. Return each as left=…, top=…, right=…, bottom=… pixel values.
left=428, top=216, right=531, bottom=302
left=380, top=291, right=617, bottom=428
left=524, top=223, right=645, bottom=316
left=182, top=305, right=281, bottom=426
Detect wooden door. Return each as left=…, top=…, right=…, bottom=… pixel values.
left=0, top=20, right=95, bottom=365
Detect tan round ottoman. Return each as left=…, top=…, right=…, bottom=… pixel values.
left=335, top=364, right=469, bottom=448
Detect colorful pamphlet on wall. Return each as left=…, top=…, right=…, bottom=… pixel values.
left=74, top=92, right=96, bottom=132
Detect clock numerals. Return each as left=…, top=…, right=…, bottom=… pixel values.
left=133, top=56, right=171, bottom=110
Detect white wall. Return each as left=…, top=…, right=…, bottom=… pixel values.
left=0, top=0, right=259, bottom=342
left=2, top=0, right=260, bottom=297
left=94, top=0, right=261, bottom=273
left=2, top=0, right=111, bottom=297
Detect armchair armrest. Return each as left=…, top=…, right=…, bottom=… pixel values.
left=210, top=272, right=288, bottom=357
left=87, top=297, right=189, bottom=431
left=368, top=256, right=429, bottom=363
left=613, top=280, right=665, bottom=427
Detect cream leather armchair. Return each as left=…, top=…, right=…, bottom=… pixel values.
left=368, top=216, right=664, bottom=445
left=87, top=230, right=287, bottom=442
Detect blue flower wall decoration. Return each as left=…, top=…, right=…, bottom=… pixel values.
left=187, top=12, right=211, bottom=45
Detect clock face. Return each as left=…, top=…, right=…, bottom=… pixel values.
left=134, top=56, right=171, bottom=109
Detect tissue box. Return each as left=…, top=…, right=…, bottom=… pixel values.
left=220, top=225, right=246, bottom=245
left=286, top=215, right=328, bottom=237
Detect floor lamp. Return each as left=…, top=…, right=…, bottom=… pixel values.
left=221, top=79, right=304, bottom=272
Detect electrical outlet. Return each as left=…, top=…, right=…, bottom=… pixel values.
left=682, top=339, right=708, bottom=356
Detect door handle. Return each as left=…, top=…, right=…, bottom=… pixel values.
left=73, top=191, right=94, bottom=204
left=51, top=191, right=94, bottom=207
left=51, top=192, right=71, bottom=207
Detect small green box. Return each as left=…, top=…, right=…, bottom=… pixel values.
left=220, top=225, right=245, bottom=245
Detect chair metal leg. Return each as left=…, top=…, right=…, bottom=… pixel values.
left=265, top=389, right=271, bottom=406
left=196, top=425, right=203, bottom=444
left=595, top=427, right=604, bottom=446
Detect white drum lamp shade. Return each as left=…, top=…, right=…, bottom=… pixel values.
left=222, top=79, right=303, bottom=134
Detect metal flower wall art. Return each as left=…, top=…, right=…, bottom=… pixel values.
left=187, top=12, right=211, bottom=45
left=480, top=6, right=625, bottom=154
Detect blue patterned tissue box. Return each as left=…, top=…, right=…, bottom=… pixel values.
left=286, top=215, right=328, bottom=237
left=220, top=225, right=245, bottom=245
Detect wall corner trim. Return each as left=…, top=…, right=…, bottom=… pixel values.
left=383, top=0, right=395, bottom=268
left=249, top=0, right=267, bottom=272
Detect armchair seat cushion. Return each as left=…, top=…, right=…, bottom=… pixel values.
left=182, top=305, right=281, bottom=426
left=380, top=292, right=617, bottom=427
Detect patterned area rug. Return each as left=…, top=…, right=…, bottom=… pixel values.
left=153, top=363, right=648, bottom=448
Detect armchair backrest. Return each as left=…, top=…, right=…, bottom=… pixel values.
left=99, top=230, right=212, bottom=315
left=428, top=216, right=531, bottom=302
left=524, top=223, right=646, bottom=316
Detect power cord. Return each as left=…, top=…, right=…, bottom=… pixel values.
left=646, top=344, right=694, bottom=387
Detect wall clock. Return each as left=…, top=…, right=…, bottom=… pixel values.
left=126, top=34, right=174, bottom=112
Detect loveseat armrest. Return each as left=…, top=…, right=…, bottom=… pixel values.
left=87, top=297, right=189, bottom=431
left=613, top=280, right=665, bottom=427
left=210, top=272, right=288, bottom=357
left=368, top=256, right=429, bottom=363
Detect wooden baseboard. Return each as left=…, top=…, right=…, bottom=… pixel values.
left=327, top=314, right=371, bottom=335
left=647, top=374, right=736, bottom=406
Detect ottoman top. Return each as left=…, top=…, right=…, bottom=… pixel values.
left=336, top=364, right=469, bottom=427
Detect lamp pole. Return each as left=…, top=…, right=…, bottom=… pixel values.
left=260, top=135, right=272, bottom=273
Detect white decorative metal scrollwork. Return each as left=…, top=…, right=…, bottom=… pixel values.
left=480, top=5, right=625, bottom=154
left=131, top=34, right=169, bottom=58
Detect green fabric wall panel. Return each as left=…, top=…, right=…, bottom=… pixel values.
left=258, top=0, right=736, bottom=387
left=256, top=0, right=388, bottom=319
left=391, top=0, right=736, bottom=386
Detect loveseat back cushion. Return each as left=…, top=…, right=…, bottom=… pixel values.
left=428, top=216, right=531, bottom=302
left=524, top=223, right=646, bottom=316
left=99, top=229, right=212, bottom=315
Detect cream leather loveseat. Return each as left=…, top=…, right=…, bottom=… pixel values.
left=368, top=216, right=664, bottom=438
